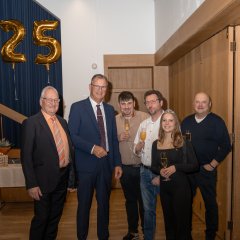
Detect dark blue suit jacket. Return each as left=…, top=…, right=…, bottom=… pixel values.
left=68, top=98, right=121, bottom=173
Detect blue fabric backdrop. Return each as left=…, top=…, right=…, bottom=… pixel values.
left=0, top=0, right=63, bottom=147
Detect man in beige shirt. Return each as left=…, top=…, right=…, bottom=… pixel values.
left=116, top=91, right=148, bottom=240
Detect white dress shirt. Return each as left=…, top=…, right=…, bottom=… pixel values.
left=89, top=97, right=109, bottom=151
left=134, top=115, right=162, bottom=166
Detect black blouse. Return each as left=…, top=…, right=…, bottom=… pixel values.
left=151, top=140, right=199, bottom=176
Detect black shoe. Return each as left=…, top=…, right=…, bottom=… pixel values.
left=122, top=232, right=139, bottom=240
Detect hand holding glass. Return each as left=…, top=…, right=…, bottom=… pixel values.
left=160, top=152, right=171, bottom=181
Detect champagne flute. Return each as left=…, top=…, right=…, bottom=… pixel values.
left=139, top=127, right=146, bottom=155
left=140, top=127, right=146, bottom=142
left=160, top=152, right=171, bottom=181
left=185, top=130, right=191, bottom=141
left=124, top=119, right=130, bottom=141
left=124, top=119, right=130, bottom=132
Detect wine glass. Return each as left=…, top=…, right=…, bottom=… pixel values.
left=185, top=130, right=191, bottom=141
left=124, top=119, right=130, bottom=131
left=140, top=127, right=146, bottom=142
left=139, top=127, right=146, bottom=155
left=124, top=119, right=130, bottom=141
left=160, top=152, right=171, bottom=181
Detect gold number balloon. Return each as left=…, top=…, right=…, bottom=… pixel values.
left=33, top=20, right=61, bottom=65
left=0, top=19, right=26, bottom=63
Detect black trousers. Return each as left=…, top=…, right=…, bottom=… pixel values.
left=189, top=166, right=218, bottom=240
left=29, top=167, right=68, bottom=240
left=160, top=173, right=192, bottom=240
left=120, top=164, right=144, bottom=233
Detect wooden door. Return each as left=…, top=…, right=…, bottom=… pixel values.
left=232, top=25, right=240, bottom=240
left=106, top=67, right=152, bottom=113
left=169, top=27, right=234, bottom=239
left=104, top=54, right=169, bottom=113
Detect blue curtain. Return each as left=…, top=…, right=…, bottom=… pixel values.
left=0, top=0, right=63, bottom=147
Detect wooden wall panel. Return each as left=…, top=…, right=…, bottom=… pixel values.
left=155, top=0, right=240, bottom=65
left=153, top=66, right=169, bottom=108
left=169, top=27, right=233, bottom=239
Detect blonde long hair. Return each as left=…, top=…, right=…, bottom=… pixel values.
left=158, top=109, right=184, bottom=148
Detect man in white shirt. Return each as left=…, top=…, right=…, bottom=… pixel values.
left=134, top=90, right=164, bottom=240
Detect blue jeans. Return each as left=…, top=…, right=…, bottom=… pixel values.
left=140, top=166, right=160, bottom=240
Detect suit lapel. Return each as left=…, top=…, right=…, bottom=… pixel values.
left=37, top=112, right=56, bottom=149
left=84, top=98, right=99, bottom=131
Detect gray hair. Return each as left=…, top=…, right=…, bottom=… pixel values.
left=40, top=86, right=59, bottom=100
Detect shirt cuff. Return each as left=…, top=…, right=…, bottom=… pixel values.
left=91, top=145, right=95, bottom=154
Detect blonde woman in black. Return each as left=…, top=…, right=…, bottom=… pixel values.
left=151, top=109, right=198, bottom=240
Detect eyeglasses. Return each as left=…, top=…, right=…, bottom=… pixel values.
left=91, top=84, right=108, bottom=90
left=42, top=97, right=60, bottom=104
left=144, top=99, right=159, bottom=106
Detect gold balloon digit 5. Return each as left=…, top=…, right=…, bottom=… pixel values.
left=0, top=19, right=26, bottom=63
left=33, top=20, right=61, bottom=65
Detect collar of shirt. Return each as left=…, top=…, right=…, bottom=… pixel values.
left=41, top=109, right=56, bottom=121
left=89, top=96, right=103, bottom=107
left=194, top=112, right=209, bottom=123
left=120, top=110, right=135, bottom=120
left=89, top=97, right=104, bottom=117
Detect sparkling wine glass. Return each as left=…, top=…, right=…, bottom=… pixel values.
left=185, top=130, right=191, bottom=141
left=160, top=152, right=171, bottom=181
left=124, top=119, right=130, bottom=132
left=140, top=127, right=146, bottom=142
left=124, top=119, right=130, bottom=141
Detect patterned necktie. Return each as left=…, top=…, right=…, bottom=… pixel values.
left=50, top=116, right=65, bottom=166
left=96, top=104, right=106, bottom=150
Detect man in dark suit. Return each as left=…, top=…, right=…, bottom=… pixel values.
left=68, top=74, right=122, bottom=240
left=21, top=86, right=74, bottom=240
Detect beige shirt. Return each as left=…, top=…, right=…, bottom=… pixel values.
left=116, top=111, right=149, bottom=165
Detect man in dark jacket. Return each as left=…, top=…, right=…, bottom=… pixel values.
left=21, top=86, right=74, bottom=240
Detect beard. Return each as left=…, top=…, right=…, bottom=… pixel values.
left=148, top=109, right=157, bottom=116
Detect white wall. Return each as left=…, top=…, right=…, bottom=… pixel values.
left=36, top=0, right=155, bottom=118
left=36, top=0, right=206, bottom=118
left=154, top=0, right=205, bottom=50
